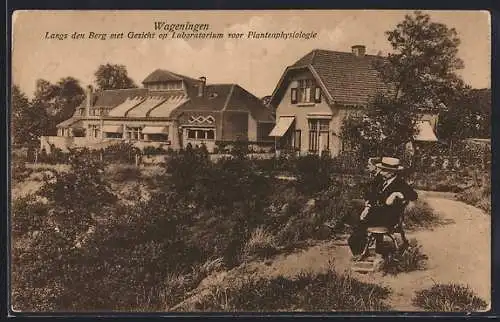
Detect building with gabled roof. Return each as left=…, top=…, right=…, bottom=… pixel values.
left=48, top=69, right=275, bottom=153
left=268, top=45, right=438, bottom=156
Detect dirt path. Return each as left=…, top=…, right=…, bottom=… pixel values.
left=174, top=192, right=490, bottom=311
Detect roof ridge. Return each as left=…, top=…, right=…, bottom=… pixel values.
left=310, top=49, right=318, bottom=65
left=221, top=84, right=236, bottom=111
left=314, top=48, right=384, bottom=58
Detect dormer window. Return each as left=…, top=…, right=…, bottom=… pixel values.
left=148, top=81, right=183, bottom=91
left=291, top=79, right=321, bottom=104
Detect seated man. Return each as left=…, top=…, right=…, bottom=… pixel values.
left=347, top=157, right=418, bottom=259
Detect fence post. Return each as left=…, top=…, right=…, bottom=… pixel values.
left=135, top=153, right=139, bottom=167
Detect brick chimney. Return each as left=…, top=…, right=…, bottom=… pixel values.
left=351, top=45, right=366, bottom=57
left=198, top=77, right=206, bottom=97
left=85, top=85, right=93, bottom=116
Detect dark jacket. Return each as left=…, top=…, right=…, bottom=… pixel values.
left=364, top=175, right=418, bottom=226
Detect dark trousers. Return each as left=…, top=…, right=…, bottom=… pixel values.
left=346, top=207, right=399, bottom=256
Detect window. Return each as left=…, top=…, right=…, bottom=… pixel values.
left=106, top=132, right=122, bottom=139
left=291, top=88, right=298, bottom=104
left=314, top=87, right=322, bottom=103
left=149, top=134, right=168, bottom=142
left=126, top=127, right=143, bottom=140
left=149, top=81, right=183, bottom=91
left=299, top=79, right=313, bottom=103
left=88, top=124, right=101, bottom=138
left=308, top=119, right=330, bottom=153
left=187, top=128, right=215, bottom=140
left=294, top=130, right=301, bottom=150
left=291, top=79, right=321, bottom=104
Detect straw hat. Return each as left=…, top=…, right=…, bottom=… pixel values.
left=375, top=157, right=404, bottom=171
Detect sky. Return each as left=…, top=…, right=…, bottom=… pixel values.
left=12, top=10, right=491, bottom=98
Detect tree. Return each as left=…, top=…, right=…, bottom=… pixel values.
left=31, top=77, right=85, bottom=136
left=438, top=87, right=491, bottom=141
left=375, top=10, right=465, bottom=108
left=11, top=85, right=49, bottom=146
left=94, top=64, right=137, bottom=91
left=342, top=11, right=466, bottom=157
left=341, top=95, right=416, bottom=158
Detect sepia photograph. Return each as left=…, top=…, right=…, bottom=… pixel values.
left=10, top=9, right=491, bottom=313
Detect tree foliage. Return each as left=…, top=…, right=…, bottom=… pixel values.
left=11, top=85, right=49, bottom=146
left=375, top=10, right=465, bottom=107
left=342, top=11, right=467, bottom=156
left=30, top=77, right=85, bottom=136
left=94, top=64, right=137, bottom=91
left=438, top=88, right=491, bottom=140
left=341, top=95, right=416, bottom=158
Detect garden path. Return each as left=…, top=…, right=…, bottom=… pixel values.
left=173, top=192, right=490, bottom=312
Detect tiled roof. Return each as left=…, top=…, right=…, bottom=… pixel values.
left=170, top=84, right=235, bottom=116
left=142, top=69, right=200, bottom=84
left=171, top=84, right=274, bottom=122
left=94, top=88, right=148, bottom=107
left=226, top=85, right=275, bottom=122
left=59, top=70, right=272, bottom=127
left=272, top=49, right=393, bottom=107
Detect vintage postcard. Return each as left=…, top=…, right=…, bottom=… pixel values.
left=10, top=10, right=491, bottom=313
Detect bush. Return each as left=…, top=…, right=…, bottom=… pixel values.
left=105, top=164, right=142, bottom=182
left=408, top=167, right=485, bottom=193
left=38, top=146, right=70, bottom=164
left=404, top=199, right=441, bottom=230
left=381, top=239, right=428, bottom=276
left=456, top=171, right=490, bottom=213
left=12, top=158, right=32, bottom=182
left=412, top=283, right=488, bottom=312
left=11, top=194, right=49, bottom=237
left=195, top=268, right=391, bottom=311
left=103, top=142, right=140, bottom=164
left=295, top=154, right=332, bottom=195
left=142, top=146, right=167, bottom=155
left=12, top=150, right=119, bottom=311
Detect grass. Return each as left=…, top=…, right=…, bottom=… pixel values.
left=412, top=283, right=488, bottom=312
left=193, top=267, right=391, bottom=311
left=381, top=238, right=428, bottom=276
left=242, top=227, right=279, bottom=261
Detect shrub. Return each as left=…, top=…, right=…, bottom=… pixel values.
left=456, top=171, right=490, bottom=213
left=12, top=150, right=119, bottom=311
left=103, top=142, right=140, bottom=164
left=11, top=194, right=49, bottom=237
left=105, top=164, right=142, bottom=182
left=12, top=158, right=32, bottom=182
left=404, top=199, right=441, bottom=230
left=412, top=283, right=488, bottom=312
left=142, top=146, right=167, bottom=155
left=408, top=167, right=486, bottom=193
left=381, top=239, right=428, bottom=276
left=295, top=154, right=332, bottom=195
left=195, top=268, right=391, bottom=311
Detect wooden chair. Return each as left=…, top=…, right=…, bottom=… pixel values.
left=359, top=200, right=410, bottom=259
